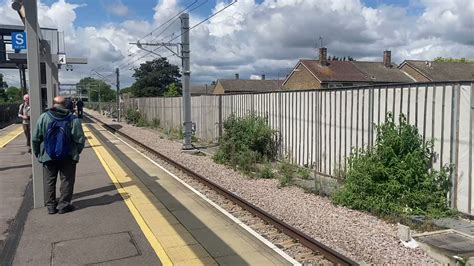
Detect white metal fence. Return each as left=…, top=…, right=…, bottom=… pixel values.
left=124, top=81, right=474, bottom=215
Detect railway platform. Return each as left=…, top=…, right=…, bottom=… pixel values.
left=0, top=121, right=295, bottom=265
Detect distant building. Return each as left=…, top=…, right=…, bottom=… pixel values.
left=191, top=84, right=214, bottom=96
left=399, top=60, right=474, bottom=82
left=283, top=48, right=414, bottom=89
left=213, top=74, right=282, bottom=94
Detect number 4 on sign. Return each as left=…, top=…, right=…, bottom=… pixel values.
left=58, top=54, right=66, bottom=65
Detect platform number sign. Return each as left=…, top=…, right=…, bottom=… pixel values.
left=58, top=54, right=66, bottom=65
left=12, top=32, right=26, bottom=50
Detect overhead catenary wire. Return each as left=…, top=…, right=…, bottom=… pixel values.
left=147, top=0, right=209, bottom=44
left=93, top=0, right=201, bottom=74
left=119, top=0, right=238, bottom=72
left=140, top=0, right=199, bottom=41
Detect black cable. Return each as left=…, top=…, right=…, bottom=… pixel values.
left=120, top=0, right=202, bottom=70
left=119, top=0, right=237, bottom=71
left=147, top=0, right=209, bottom=44
left=140, top=0, right=198, bottom=41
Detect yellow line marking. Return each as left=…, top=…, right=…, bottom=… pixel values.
left=83, top=125, right=173, bottom=266
left=0, top=125, right=23, bottom=148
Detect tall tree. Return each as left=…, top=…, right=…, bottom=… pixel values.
left=163, top=83, right=182, bottom=97
left=131, top=58, right=181, bottom=97
left=6, top=87, right=21, bottom=103
left=77, top=77, right=116, bottom=102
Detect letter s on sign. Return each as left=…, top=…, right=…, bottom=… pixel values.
left=16, top=33, right=24, bottom=45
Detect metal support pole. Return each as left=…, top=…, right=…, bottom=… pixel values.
left=25, top=0, right=45, bottom=208
left=52, top=61, right=59, bottom=97
left=180, top=13, right=193, bottom=150
left=116, top=68, right=120, bottom=122
left=0, top=36, right=5, bottom=61
left=42, top=40, right=54, bottom=108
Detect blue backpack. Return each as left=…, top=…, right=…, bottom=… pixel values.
left=45, top=112, right=74, bottom=160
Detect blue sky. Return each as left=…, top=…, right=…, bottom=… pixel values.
left=43, top=0, right=424, bottom=28
left=2, top=0, right=471, bottom=86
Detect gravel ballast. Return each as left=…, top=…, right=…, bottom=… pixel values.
left=85, top=109, right=436, bottom=264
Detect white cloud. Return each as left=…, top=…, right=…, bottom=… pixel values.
left=106, top=0, right=129, bottom=17
left=0, top=0, right=472, bottom=87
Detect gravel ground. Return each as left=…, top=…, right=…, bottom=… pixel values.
left=85, top=109, right=436, bottom=264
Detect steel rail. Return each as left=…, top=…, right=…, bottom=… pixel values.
left=85, top=113, right=359, bottom=266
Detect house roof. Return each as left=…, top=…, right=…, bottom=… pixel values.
left=298, top=60, right=414, bottom=84
left=300, top=60, right=368, bottom=82
left=352, top=61, right=414, bottom=83
left=217, top=79, right=281, bottom=93
left=400, top=60, right=474, bottom=81
left=191, top=85, right=214, bottom=95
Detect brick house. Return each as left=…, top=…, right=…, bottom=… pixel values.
left=283, top=48, right=414, bottom=89
left=399, top=60, right=474, bottom=81
left=213, top=74, right=282, bottom=94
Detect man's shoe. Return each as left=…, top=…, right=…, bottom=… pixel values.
left=47, top=207, right=58, bottom=215
left=58, top=205, right=75, bottom=214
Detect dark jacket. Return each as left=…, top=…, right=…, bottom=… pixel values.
left=76, top=100, right=84, bottom=110
left=32, top=107, right=85, bottom=163
left=65, top=99, right=74, bottom=112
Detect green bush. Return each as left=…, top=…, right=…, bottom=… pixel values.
left=278, top=159, right=295, bottom=187
left=296, top=166, right=312, bottom=180
left=136, top=117, right=149, bottom=127
left=234, top=147, right=257, bottom=174
left=332, top=113, right=453, bottom=218
left=151, top=118, right=161, bottom=128
left=259, top=163, right=275, bottom=179
left=125, top=108, right=141, bottom=124
left=214, top=114, right=278, bottom=172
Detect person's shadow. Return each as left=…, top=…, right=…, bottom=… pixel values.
left=72, top=185, right=122, bottom=211
left=73, top=194, right=123, bottom=211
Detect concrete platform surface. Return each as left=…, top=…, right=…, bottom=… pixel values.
left=0, top=124, right=23, bottom=148
left=12, top=129, right=161, bottom=265
left=0, top=135, right=31, bottom=255
left=85, top=122, right=293, bottom=265
left=414, top=229, right=474, bottom=264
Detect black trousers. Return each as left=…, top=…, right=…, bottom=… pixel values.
left=77, top=109, right=83, bottom=118
left=43, top=159, right=76, bottom=210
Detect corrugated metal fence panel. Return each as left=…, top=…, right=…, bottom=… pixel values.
left=457, top=84, right=472, bottom=214
left=0, top=103, right=18, bottom=123
left=122, top=82, right=473, bottom=215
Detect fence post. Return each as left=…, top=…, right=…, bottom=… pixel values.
left=450, top=83, right=461, bottom=209
left=368, top=87, right=375, bottom=148
left=218, top=95, right=223, bottom=140
left=469, top=82, right=474, bottom=214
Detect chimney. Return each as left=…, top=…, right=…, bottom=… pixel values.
left=235, top=73, right=239, bottom=80
left=319, top=47, right=328, bottom=66
left=261, top=74, right=266, bottom=80
left=383, top=50, right=391, bottom=68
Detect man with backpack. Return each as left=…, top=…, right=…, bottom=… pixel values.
left=32, top=96, right=85, bottom=214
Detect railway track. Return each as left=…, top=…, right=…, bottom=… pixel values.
left=85, top=113, right=358, bottom=265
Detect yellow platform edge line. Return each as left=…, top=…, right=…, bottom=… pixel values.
left=83, top=125, right=173, bottom=266
left=0, top=126, right=24, bottom=148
